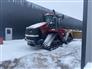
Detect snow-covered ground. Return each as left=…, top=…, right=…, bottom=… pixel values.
left=0, top=39, right=82, bottom=69
left=0, top=39, right=48, bottom=61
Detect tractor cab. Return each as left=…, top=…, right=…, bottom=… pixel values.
left=45, top=11, right=64, bottom=30
left=45, top=13, right=58, bottom=30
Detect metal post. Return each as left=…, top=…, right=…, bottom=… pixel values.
left=81, top=0, right=92, bottom=69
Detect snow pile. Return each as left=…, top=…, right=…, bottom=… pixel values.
left=0, top=58, right=19, bottom=69
left=0, top=39, right=81, bottom=69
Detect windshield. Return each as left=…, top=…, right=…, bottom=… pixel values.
left=45, top=15, right=54, bottom=23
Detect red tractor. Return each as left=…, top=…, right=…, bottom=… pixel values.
left=25, top=10, right=73, bottom=51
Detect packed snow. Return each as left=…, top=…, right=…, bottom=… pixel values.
left=0, top=39, right=82, bottom=69
left=0, top=39, right=48, bottom=61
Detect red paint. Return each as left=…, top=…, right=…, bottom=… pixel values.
left=58, top=28, right=66, bottom=39
left=40, top=23, right=49, bottom=34
left=40, top=23, right=66, bottom=39
left=0, top=37, right=3, bottom=44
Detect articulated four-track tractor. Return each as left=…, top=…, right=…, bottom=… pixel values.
left=25, top=10, right=73, bottom=51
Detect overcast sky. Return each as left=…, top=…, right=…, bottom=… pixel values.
left=27, top=0, right=83, bottom=20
